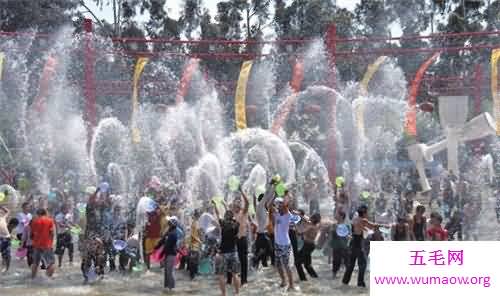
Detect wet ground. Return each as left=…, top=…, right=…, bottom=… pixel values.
left=0, top=252, right=368, bottom=296
left=1, top=193, right=498, bottom=296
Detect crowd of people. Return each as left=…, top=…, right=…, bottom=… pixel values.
left=0, top=166, right=495, bottom=294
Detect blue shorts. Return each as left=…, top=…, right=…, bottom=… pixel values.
left=274, top=244, right=291, bottom=268
left=215, top=252, right=240, bottom=275
left=33, top=248, right=55, bottom=267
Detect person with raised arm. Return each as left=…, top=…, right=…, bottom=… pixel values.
left=342, top=205, right=389, bottom=288
left=267, top=178, right=295, bottom=291
left=252, top=184, right=274, bottom=269
left=212, top=198, right=241, bottom=296
left=234, top=186, right=249, bottom=285
left=296, top=212, right=321, bottom=281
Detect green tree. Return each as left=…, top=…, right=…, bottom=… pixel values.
left=0, top=0, right=81, bottom=33
left=179, top=0, right=203, bottom=39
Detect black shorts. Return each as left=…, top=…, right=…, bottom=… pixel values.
left=0, top=237, right=11, bottom=259
left=55, top=233, right=73, bottom=255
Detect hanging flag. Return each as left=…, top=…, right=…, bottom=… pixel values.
left=33, top=56, right=58, bottom=113
left=404, top=52, right=440, bottom=137
left=491, top=49, right=500, bottom=135
left=270, top=60, right=305, bottom=134
left=131, top=57, right=149, bottom=144
left=0, top=52, right=4, bottom=81
left=356, top=56, right=388, bottom=141
left=176, top=58, right=200, bottom=104
left=235, top=61, right=253, bottom=130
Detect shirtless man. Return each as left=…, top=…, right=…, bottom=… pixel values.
left=342, top=205, right=388, bottom=287
left=233, top=186, right=249, bottom=285
left=252, top=184, right=275, bottom=269
left=296, top=213, right=321, bottom=281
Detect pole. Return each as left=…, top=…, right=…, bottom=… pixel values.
left=474, top=64, right=482, bottom=115
left=83, top=18, right=96, bottom=152
left=473, top=63, right=483, bottom=153
left=431, top=0, right=435, bottom=34
left=326, top=24, right=337, bottom=185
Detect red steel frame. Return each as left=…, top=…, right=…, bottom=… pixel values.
left=1, top=19, right=499, bottom=185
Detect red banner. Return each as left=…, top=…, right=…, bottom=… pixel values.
left=270, top=60, right=304, bottom=134
left=176, top=58, right=200, bottom=104
left=33, top=56, right=57, bottom=113
left=404, top=52, right=440, bottom=137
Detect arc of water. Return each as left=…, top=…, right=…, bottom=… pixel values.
left=32, top=56, right=57, bottom=113
left=0, top=133, right=13, bottom=162
left=0, top=52, right=4, bottom=80
left=356, top=56, right=388, bottom=143
left=270, top=60, right=305, bottom=134
left=176, top=58, right=200, bottom=104
left=404, top=52, right=441, bottom=138
left=492, top=49, right=500, bottom=134
left=131, top=57, right=148, bottom=144
left=235, top=61, right=253, bottom=130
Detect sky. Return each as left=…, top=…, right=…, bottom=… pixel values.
left=83, top=0, right=362, bottom=31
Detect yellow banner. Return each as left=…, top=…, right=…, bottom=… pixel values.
left=0, top=52, right=4, bottom=80
left=357, top=56, right=388, bottom=140
left=131, top=57, right=149, bottom=144
left=492, top=49, right=500, bottom=135
left=235, top=61, right=253, bottom=130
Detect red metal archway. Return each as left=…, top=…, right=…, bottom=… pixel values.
left=1, top=20, right=499, bottom=185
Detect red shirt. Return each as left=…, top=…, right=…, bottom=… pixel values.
left=427, top=227, right=448, bottom=241
left=145, top=212, right=162, bottom=238
left=31, top=216, right=55, bottom=249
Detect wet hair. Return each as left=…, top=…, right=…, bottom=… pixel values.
left=430, top=212, right=443, bottom=224
left=310, top=213, right=321, bottom=224
left=36, top=208, right=47, bottom=216
left=357, top=205, right=368, bottom=216
left=8, top=218, right=19, bottom=233
left=224, top=210, right=234, bottom=220
left=193, top=209, right=201, bottom=219
left=337, top=210, right=346, bottom=220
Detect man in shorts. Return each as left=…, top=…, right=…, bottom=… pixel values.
left=55, top=204, right=75, bottom=267
left=213, top=200, right=241, bottom=296
left=31, top=208, right=56, bottom=279
left=266, top=179, right=295, bottom=291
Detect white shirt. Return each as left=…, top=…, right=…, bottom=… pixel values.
left=274, top=211, right=291, bottom=246
left=16, top=212, right=32, bottom=235
left=55, top=212, right=73, bottom=234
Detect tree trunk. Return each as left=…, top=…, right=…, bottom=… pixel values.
left=113, top=0, right=117, bottom=35
left=246, top=7, right=251, bottom=40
